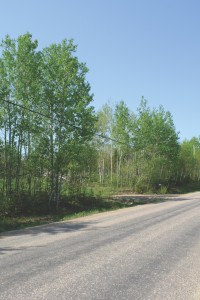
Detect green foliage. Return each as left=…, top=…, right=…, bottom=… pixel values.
left=0, top=33, right=199, bottom=220
left=93, top=97, right=184, bottom=194
left=0, top=33, right=96, bottom=214
left=177, top=137, right=200, bottom=182
left=131, top=97, right=180, bottom=190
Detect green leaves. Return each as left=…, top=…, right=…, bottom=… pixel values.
left=1, top=33, right=198, bottom=214
left=95, top=98, right=180, bottom=191
left=0, top=33, right=96, bottom=210
left=178, top=137, right=200, bottom=182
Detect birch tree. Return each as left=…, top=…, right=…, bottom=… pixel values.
left=40, top=39, right=96, bottom=207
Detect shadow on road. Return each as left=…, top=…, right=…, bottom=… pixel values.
left=112, top=192, right=200, bottom=205
left=0, top=219, right=98, bottom=239
left=1, top=192, right=199, bottom=239
left=0, top=245, right=44, bottom=255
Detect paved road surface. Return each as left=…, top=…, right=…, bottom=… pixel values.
left=1, top=192, right=200, bottom=299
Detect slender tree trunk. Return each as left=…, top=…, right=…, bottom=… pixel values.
left=110, top=143, right=113, bottom=184
left=49, top=108, right=54, bottom=209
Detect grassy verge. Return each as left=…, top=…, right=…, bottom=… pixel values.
left=0, top=198, right=126, bottom=233
left=2, top=184, right=199, bottom=234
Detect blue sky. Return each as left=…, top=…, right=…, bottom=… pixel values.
left=1, top=0, right=200, bottom=140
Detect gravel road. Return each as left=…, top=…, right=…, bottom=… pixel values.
left=1, top=192, right=200, bottom=299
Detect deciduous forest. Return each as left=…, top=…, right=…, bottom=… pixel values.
left=0, top=34, right=200, bottom=216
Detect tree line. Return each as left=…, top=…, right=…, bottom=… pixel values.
left=95, top=101, right=200, bottom=193
left=0, top=33, right=199, bottom=215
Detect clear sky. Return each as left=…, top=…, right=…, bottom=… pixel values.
left=1, top=0, right=200, bottom=140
